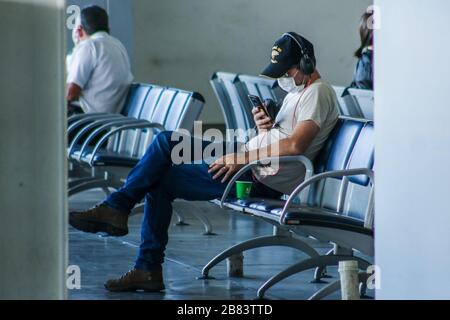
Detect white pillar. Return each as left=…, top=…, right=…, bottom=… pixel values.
left=0, top=0, right=67, bottom=299
left=375, top=0, right=450, bottom=299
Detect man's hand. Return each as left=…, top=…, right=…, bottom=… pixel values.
left=66, top=83, right=82, bottom=103
left=208, top=153, right=247, bottom=183
left=252, top=104, right=273, bottom=131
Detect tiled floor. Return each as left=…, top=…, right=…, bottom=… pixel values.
left=69, top=189, right=374, bottom=300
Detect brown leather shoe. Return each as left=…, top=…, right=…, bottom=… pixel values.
left=105, top=269, right=165, bottom=292
left=69, top=204, right=128, bottom=237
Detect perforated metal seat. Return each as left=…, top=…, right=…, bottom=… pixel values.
left=68, top=83, right=154, bottom=160
left=74, top=86, right=204, bottom=167
left=204, top=119, right=375, bottom=300
left=68, top=83, right=205, bottom=201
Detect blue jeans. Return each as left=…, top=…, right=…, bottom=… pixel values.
left=104, top=131, right=281, bottom=271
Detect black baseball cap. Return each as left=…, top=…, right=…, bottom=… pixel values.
left=261, top=32, right=315, bottom=79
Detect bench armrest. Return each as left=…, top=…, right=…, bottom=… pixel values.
left=281, top=168, right=374, bottom=227
left=69, top=118, right=143, bottom=157
left=68, top=114, right=124, bottom=135
left=88, top=122, right=165, bottom=166
left=220, top=155, right=314, bottom=208
left=76, top=119, right=150, bottom=161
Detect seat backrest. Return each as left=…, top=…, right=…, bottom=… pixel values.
left=138, top=87, right=204, bottom=131
left=310, top=118, right=365, bottom=209
left=113, top=84, right=204, bottom=158
left=342, top=122, right=374, bottom=221
left=217, top=72, right=253, bottom=131
left=141, top=87, right=179, bottom=125
left=137, top=85, right=166, bottom=121
left=134, top=86, right=205, bottom=157
left=331, top=86, right=346, bottom=116
left=165, top=91, right=205, bottom=132
left=112, top=85, right=163, bottom=155
left=236, top=74, right=286, bottom=103
left=106, top=83, right=152, bottom=152
left=211, top=72, right=254, bottom=141
left=120, top=83, right=152, bottom=118
left=347, top=88, right=374, bottom=120
left=210, top=72, right=237, bottom=131
left=332, top=86, right=363, bottom=118
left=314, top=119, right=365, bottom=173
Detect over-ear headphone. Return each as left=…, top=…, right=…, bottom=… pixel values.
left=282, top=32, right=315, bottom=76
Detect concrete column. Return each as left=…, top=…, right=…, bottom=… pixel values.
left=0, top=0, right=67, bottom=299
left=375, top=0, right=450, bottom=299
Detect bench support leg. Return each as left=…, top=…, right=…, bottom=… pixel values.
left=68, top=178, right=107, bottom=197
left=173, top=210, right=190, bottom=226
left=102, top=187, right=111, bottom=197
left=173, top=201, right=215, bottom=235
left=199, top=230, right=319, bottom=279
left=313, top=247, right=335, bottom=282
left=313, top=245, right=353, bottom=283
left=308, top=272, right=371, bottom=300
left=68, top=161, right=90, bottom=178
left=68, top=177, right=121, bottom=197
left=256, top=255, right=371, bottom=299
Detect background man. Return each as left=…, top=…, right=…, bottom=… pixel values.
left=66, top=5, right=133, bottom=115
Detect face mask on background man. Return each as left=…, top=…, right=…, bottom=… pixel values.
left=72, top=15, right=82, bottom=47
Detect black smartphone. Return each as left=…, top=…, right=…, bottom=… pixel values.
left=248, top=95, right=271, bottom=119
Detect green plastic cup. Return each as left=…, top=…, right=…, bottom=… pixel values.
left=236, top=181, right=253, bottom=199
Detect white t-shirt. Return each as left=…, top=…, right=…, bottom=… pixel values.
left=244, top=78, right=339, bottom=194
left=67, top=32, right=133, bottom=113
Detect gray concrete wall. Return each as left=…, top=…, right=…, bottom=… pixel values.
left=375, top=0, right=450, bottom=299
left=133, top=0, right=372, bottom=124
left=0, top=0, right=67, bottom=299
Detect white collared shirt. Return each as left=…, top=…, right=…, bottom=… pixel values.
left=67, top=31, right=133, bottom=113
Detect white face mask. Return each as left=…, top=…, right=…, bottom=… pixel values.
left=72, top=27, right=80, bottom=47
left=277, top=70, right=305, bottom=93
left=72, top=16, right=82, bottom=47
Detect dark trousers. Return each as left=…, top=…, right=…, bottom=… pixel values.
left=104, top=131, right=282, bottom=271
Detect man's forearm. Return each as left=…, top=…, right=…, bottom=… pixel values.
left=243, top=120, right=320, bottom=164
left=243, top=138, right=304, bottom=164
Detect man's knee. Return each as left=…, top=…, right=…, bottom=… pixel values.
left=151, top=131, right=176, bottom=153
left=155, top=131, right=174, bottom=144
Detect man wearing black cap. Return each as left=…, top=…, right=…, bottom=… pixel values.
left=243, top=32, right=340, bottom=193
left=69, top=32, right=339, bottom=292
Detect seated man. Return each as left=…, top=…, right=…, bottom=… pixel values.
left=69, top=32, right=339, bottom=292
left=66, top=5, right=133, bottom=115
